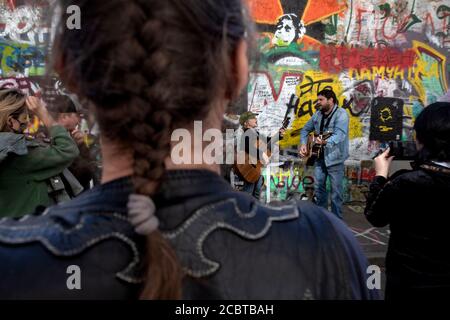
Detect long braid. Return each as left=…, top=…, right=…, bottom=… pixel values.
left=113, top=2, right=183, bottom=299
left=55, top=0, right=248, bottom=299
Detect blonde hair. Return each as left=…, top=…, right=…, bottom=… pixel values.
left=0, top=89, right=27, bottom=132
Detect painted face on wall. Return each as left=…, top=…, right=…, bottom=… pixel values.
left=273, top=18, right=297, bottom=46
left=272, top=15, right=306, bottom=47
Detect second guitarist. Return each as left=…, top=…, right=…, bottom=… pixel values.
left=237, top=111, right=285, bottom=200
left=299, top=89, right=349, bottom=220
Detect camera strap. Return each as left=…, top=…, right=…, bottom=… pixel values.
left=320, top=105, right=338, bottom=134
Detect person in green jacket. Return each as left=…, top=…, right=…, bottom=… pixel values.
left=0, top=89, right=79, bottom=218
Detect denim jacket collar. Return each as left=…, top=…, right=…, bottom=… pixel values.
left=51, top=170, right=231, bottom=218
left=51, top=176, right=133, bottom=217
left=155, top=169, right=236, bottom=230
left=158, top=169, right=233, bottom=200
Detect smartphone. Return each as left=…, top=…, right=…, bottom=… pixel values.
left=372, top=143, right=390, bottom=159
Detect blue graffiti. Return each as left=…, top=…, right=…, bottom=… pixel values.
left=0, top=42, right=45, bottom=75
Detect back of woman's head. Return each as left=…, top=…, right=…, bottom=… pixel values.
left=414, top=102, right=450, bottom=162
left=0, top=89, right=27, bottom=132
left=54, top=0, right=249, bottom=299
left=56, top=0, right=248, bottom=185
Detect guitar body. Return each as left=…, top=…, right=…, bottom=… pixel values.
left=235, top=150, right=272, bottom=183
left=303, top=132, right=332, bottom=166
left=234, top=157, right=263, bottom=183
left=235, top=116, right=289, bottom=184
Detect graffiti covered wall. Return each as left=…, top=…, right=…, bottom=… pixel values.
left=247, top=0, right=450, bottom=159
left=2, top=0, right=450, bottom=203
left=246, top=0, right=450, bottom=202
left=1, top=0, right=50, bottom=81
left=0, top=0, right=74, bottom=133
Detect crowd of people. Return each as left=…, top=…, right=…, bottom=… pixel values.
left=0, top=0, right=448, bottom=301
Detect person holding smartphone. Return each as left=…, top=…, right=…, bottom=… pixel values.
left=365, top=102, right=450, bottom=300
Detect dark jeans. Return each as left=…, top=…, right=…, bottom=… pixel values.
left=242, top=175, right=264, bottom=200
left=314, top=159, right=344, bottom=219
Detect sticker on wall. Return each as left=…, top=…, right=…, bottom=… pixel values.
left=369, top=97, right=403, bottom=142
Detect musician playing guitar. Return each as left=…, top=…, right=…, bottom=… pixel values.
left=299, top=89, right=349, bottom=220
left=236, top=111, right=285, bottom=199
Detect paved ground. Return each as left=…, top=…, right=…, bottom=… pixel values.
left=343, top=204, right=388, bottom=265
left=342, top=203, right=388, bottom=296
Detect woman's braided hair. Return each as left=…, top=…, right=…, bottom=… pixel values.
left=55, top=0, right=248, bottom=299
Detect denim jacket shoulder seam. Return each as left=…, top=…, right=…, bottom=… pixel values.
left=163, top=198, right=299, bottom=278
left=0, top=212, right=143, bottom=284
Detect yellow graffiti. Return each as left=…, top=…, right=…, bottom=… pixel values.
left=349, top=115, right=363, bottom=139
left=347, top=42, right=447, bottom=107
left=403, top=103, right=414, bottom=129
left=378, top=126, right=393, bottom=132
left=280, top=70, right=363, bottom=147
left=409, top=41, right=448, bottom=106
left=276, top=42, right=446, bottom=149
left=380, top=107, right=393, bottom=122
left=349, top=66, right=407, bottom=81
left=349, top=41, right=448, bottom=106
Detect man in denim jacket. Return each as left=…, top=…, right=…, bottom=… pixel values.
left=300, top=89, right=349, bottom=219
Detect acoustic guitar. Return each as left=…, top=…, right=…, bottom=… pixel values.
left=302, top=131, right=333, bottom=166
left=235, top=117, right=290, bottom=183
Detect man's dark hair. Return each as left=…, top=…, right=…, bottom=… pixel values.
left=317, top=89, right=338, bottom=105
left=50, top=95, right=78, bottom=114
left=47, top=95, right=78, bottom=120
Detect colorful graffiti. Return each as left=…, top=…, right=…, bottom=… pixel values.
left=0, top=75, right=38, bottom=93
left=245, top=0, right=450, bottom=203
left=267, top=69, right=374, bottom=156
left=0, top=41, right=45, bottom=76
left=326, top=0, right=450, bottom=49
left=259, top=161, right=316, bottom=202
left=0, top=0, right=50, bottom=46
left=0, top=1, right=50, bottom=77
left=246, top=0, right=348, bottom=139
left=0, top=0, right=63, bottom=138
left=247, top=0, right=450, bottom=156
left=248, top=0, right=346, bottom=48
left=0, top=0, right=449, bottom=204
left=319, top=46, right=418, bottom=73
left=259, top=158, right=377, bottom=203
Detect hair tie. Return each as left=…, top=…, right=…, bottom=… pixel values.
left=127, top=194, right=159, bottom=236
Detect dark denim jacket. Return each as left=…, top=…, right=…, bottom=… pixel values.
left=0, top=177, right=144, bottom=299
left=0, top=170, right=379, bottom=300
left=365, top=163, right=450, bottom=300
